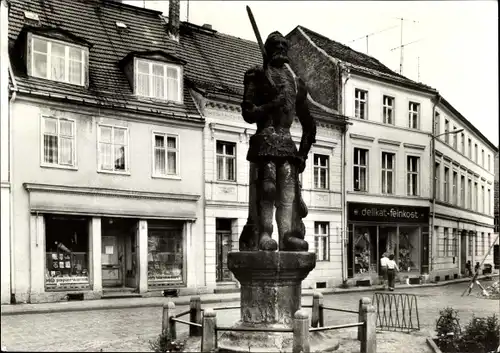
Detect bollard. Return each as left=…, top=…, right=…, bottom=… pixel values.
left=201, top=308, right=217, bottom=352
left=360, top=303, right=377, bottom=353
left=189, top=296, right=202, bottom=337
left=311, top=292, right=324, bottom=328
left=358, top=297, right=371, bottom=341
left=162, top=302, right=176, bottom=339
left=293, top=309, right=310, bottom=353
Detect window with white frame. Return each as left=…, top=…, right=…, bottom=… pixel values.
left=41, top=116, right=75, bottom=167
left=407, top=156, right=420, bottom=196
left=460, top=132, right=465, bottom=154
left=444, top=119, right=450, bottom=143
left=382, top=96, right=394, bottom=124
left=381, top=152, right=395, bottom=194
left=468, top=138, right=472, bottom=159
left=98, top=125, right=128, bottom=172
left=443, top=227, right=449, bottom=257
left=408, top=102, right=420, bottom=129
left=474, top=182, right=478, bottom=211
left=216, top=141, right=236, bottom=181
left=136, top=59, right=181, bottom=102
left=354, top=89, right=368, bottom=119
left=488, top=155, right=491, bottom=171
left=452, top=171, right=458, bottom=205
left=353, top=148, right=368, bottom=192
left=453, top=127, right=458, bottom=149
left=451, top=229, right=458, bottom=257
left=314, top=222, right=329, bottom=261
left=314, top=154, right=329, bottom=189
left=153, top=133, right=178, bottom=176
left=481, top=149, right=485, bottom=167
left=434, top=112, right=440, bottom=135
left=488, top=188, right=491, bottom=214
left=443, top=166, right=449, bottom=202
left=467, top=178, right=472, bottom=209
left=481, top=185, right=485, bottom=213
left=474, top=144, right=478, bottom=163
left=460, top=175, right=465, bottom=207
left=468, top=233, right=473, bottom=256
left=31, top=35, right=87, bottom=86
left=435, top=162, right=440, bottom=200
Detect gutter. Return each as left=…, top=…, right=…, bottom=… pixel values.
left=8, top=55, right=18, bottom=303
left=430, top=93, right=442, bottom=274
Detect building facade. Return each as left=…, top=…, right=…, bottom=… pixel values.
left=6, top=0, right=207, bottom=303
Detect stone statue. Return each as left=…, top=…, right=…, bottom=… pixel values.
left=239, top=30, right=317, bottom=252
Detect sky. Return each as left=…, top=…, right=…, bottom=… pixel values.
left=124, top=0, right=499, bottom=147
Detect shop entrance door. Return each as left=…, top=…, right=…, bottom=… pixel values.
left=216, top=231, right=232, bottom=282
left=102, top=235, right=124, bottom=287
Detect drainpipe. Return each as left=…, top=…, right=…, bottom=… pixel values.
left=430, top=93, right=441, bottom=274
left=8, top=56, right=18, bottom=303
left=340, top=63, right=350, bottom=282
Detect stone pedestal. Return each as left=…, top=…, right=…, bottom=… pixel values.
left=217, top=251, right=315, bottom=352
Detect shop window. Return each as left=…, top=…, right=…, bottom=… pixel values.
left=353, top=148, right=368, bottom=192
left=353, top=226, right=377, bottom=275
left=45, top=215, right=90, bottom=291
left=399, top=226, right=420, bottom=271
left=148, top=223, right=184, bottom=285
left=314, top=222, right=329, bottom=261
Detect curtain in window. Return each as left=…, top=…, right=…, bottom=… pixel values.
left=68, top=47, right=82, bottom=85
left=152, top=64, right=165, bottom=99
left=33, top=38, right=48, bottom=78
left=43, top=118, right=58, bottom=163
left=167, top=67, right=179, bottom=101
left=113, top=128, right=126, bottom=171
left=137, top=61, right=150, bottom=96
left=99, top=126, right=113, bottom=170
left=154, top=135, right=166, bottom=175
left=167, top=136, right=176, bottom=174
left=51, top=43, right=66, bottom=81
left=59, top=120, right=73, bottom=165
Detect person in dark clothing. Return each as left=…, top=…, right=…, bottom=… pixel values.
left=387, top=254, right=399, bottom=291
left=465, top=260, right=472, bottom=277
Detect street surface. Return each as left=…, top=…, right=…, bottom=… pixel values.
left=1, top=281, right=498, bottom=352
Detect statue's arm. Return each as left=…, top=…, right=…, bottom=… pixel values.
left=241, top=66, right=283, bottom=124
left=295, top=77, right=317, bottom=160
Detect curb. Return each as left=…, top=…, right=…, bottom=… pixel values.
left=426, top=337, right=443, bottom=353
left=1, top=275, right=493, bottom=316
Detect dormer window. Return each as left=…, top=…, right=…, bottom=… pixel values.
left=135, top=59, right=181, bottom=102
left=30, top=34, right=87, bottom=86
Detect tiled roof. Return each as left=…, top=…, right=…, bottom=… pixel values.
left=8, top=0, right=202, bottom=122
left=294, top=25, right=437, bottom=94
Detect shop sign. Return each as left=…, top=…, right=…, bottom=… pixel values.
left=348, top=202, right=429, bottom=224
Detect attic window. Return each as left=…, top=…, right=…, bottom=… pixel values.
left=116, top=21, right=128, bottom=30
left=29, top=34, right=88, bottom=86
left=135, top=58, right=182, bottom=103
left=24, top=11, right=40, bottom=21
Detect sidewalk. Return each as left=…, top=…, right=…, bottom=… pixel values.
left=1, top=275, right=493, bottom=316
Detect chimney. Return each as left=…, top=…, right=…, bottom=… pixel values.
left=202, top=24, right=212, bottom=30
left=167, top=0, right=180, bottom=40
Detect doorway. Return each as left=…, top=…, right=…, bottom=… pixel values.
left=460, top=234, right=467, bottom=275
left=101, top=218, right=137, bottom=289
left=216, top=218, right=233, bottom=282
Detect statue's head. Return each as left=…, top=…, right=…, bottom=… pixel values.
left=264, top=31, right=289, bottom=67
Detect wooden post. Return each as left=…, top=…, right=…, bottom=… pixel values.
left=162, top=302, right=176, bottom=339
left=318, top=293, right=324, bottom=327
left=201, top=308, right=217, bottom=352
left=311, top=292, right=320, bottom=328
left=189, top=295, right=202, bottom=336
left=360, top=303, right=377, bottom=353
left=293, top=309, right=310, bottom=353
left=358, top=297, right=371, bottom=341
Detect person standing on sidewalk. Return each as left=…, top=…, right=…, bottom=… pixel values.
left=380, top=252, right=389, bottom=290
left=387, top=254, right=399, bottom=291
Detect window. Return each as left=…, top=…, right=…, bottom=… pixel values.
left=136, top=59, right=181, bottom=102
left=468, top=232, right=473, bottom=256
left=98, top=125, right=128, bottom=172
left=153, top=133, right=178, bottom=176
left=481, top=232, right=485, bottom=255
left=443, top=228, right=449, bottom=257
left=474, top=182, right=478, bottom=211
left=148, top=223, right=184, bottom=285
left=408, top=102, right=420, bottom=129
left=467, top=179, right=472, bottom=209
left=435, top=163, right=440, bottom=200
left=444, top=167, right=449, bottom=202
left=475, top=233, right=479, bottom=256
left=460, top=175, right=465, bottom=207
left=451, top=229, right=458, bottom=257
left=444, top=119, right=450, bottom=143
left=488, top=233, right=492, bottom=252
left=353, top=148, right=368, bottom=192
left=460, top=133, right=464, bottom=154
left=31, top=35, right=87, bottom=86
left=216, top=141, right=236, bottom=181
left=314, top=154, right=329, bottom=189
left=42, top=116, right=75, bottom=167
left=383, top=96, right=394, bottom=124
left=453, top=127, right=458, bottom=149
left=381, top=152, right=395, bottom=194
left=487, top=188, right=491, bottom=214
left=481, top=185, right=485, bottom=213
left=407, top=156, right=420, bottom=196
left=434, top=112, right=440, bottom=135
left=314, top=222, right=329, bottom=261
left=468, top=138, right=472, bottom=159
left=452, top=171, right=458, bottom=204
left=481, top=149, right=485, bottom=167
left=488, top=155, right=491, bottom=171
left=354, top=89, right=368, bottom=119
left=474, top=144, right=478, bottom=163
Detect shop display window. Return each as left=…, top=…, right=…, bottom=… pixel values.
left=398, top=226, right=420, bottom=272
left=148, top=226, right=184, bottom=285
left=353, top=226, right=377, bottom=275
left=45, top=215, right=90, bottom=291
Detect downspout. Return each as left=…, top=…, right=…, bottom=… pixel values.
left=8, top=55, right=18, bottom=303
left=340, top=63, right=350, bottom=283
left=430, top=93, right=441, bottom=274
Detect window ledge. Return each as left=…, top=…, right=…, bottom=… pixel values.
left=97, top=170, right=131, bottom=176
left=152, top=174, right=181, bottom=180
left=216, top=180, right=238, bottom=184
left=40, top=164, right=78, bottom=171
left=313, top=188, right=331, bottom=192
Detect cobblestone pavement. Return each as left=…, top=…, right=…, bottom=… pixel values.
left=1, top=281, right=498, bottom=352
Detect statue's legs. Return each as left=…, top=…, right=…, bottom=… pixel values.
left=239, top=162, right=260, bottom=251
left=258, top=161, right=278, bottom=251
left=276, top=161, right=308, bottom=251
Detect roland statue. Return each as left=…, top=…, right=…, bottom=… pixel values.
left=239, top=30, right=317, bottom=252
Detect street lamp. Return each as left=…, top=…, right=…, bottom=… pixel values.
left=430, top=127, right=465, bottom=273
